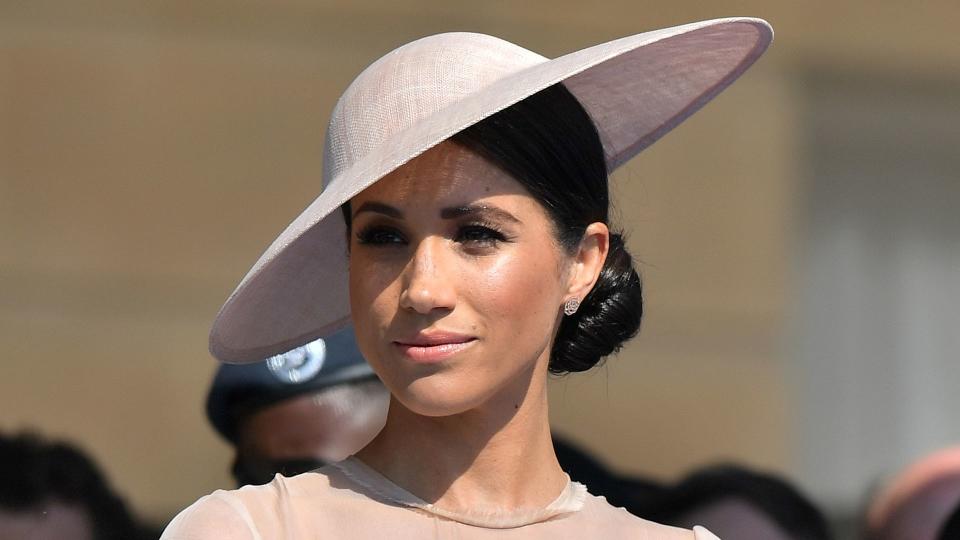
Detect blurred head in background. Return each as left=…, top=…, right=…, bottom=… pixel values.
left=553, top=436, right=831, bottom=539
left=0, top=431, right=153, bottom=540
left=207, top=326, right=389, bottom=487
left=647, top=464, right=833, bottom=540
left=866, top=447, right=960, bottom=540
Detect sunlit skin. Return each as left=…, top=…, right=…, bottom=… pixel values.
left=350, top=140, right=609, bottom=512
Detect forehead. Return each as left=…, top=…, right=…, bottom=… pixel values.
left=353, top=140, right=527, bottom=205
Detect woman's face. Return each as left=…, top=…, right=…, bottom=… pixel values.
left=348, top=141, right=575, bottom=417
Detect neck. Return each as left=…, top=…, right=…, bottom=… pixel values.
left=356, top=362, right=566, bottom=512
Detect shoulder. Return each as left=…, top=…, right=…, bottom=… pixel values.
left=160, top=469, right=346, bottom=540
left=160, top=489, right=257, bottom=540
left=577, top=492, right=720, bottom=540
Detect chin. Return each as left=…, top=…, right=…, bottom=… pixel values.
left=390, top=374, right=491, bottom=418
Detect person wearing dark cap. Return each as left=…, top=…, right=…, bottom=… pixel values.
left=206, top=326, right=389, bottom=487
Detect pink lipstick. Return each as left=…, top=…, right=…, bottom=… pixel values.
left=393, top=331, right=477, bottom=364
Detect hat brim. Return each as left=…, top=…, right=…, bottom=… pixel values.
left=210, top=17, right=773, bottom=364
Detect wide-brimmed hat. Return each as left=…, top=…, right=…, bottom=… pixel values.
left=210, top=17, right=773, bottom=364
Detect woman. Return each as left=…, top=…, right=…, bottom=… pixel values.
left=164, top=17, right=772, bottom=539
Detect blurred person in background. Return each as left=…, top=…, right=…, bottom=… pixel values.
left=206, top=326, right=389, bottom=487
left=556, top=437, right=831, bottom=540
left=645, top=465, right=833, bottom=540
left=865, top=446, right=960, bottom=540
left=0, top=431, right=158, bottom=540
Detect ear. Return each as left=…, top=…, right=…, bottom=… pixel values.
left=565, top=222, right=609, bottom=303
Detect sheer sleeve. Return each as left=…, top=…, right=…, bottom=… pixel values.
left=160, top=492, right=260, bottom=540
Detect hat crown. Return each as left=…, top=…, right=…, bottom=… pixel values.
left=322, top=32, right=546, bottom=189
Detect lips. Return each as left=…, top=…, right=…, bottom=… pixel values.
left=393, top=331, right=477, bottom=363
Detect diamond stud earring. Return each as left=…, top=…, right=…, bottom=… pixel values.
left=563, top=298, right=580, bottom=316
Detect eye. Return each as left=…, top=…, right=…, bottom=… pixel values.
left=456, top=225, right=507, bottom=246
left=356, top=225, right=406, bottom=246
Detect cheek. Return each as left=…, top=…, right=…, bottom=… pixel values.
left=349, top=258, right=383, bottom=315
left=349, top=246, right=405, bottom=306
left=348, top=253, right=402, bottom=355
left=471, top=248, right=564, bottom=332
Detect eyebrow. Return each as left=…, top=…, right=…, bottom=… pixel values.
left=352, top=201, right=403, bottom=219
left=353, top=202, right=522, bottom=225
left=440, top=204, right=522, bottom=225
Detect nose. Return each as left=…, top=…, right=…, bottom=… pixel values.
left=398, top=238, right=457, bottom=314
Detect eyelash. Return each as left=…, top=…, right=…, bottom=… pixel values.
left=354, top=222, right=510, bottom=248
left=355, top=226, right=405, bottom=246
left=457, top=224, right=509, bottom=247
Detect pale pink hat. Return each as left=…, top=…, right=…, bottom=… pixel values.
left=210, top=17, right=773, bottom=363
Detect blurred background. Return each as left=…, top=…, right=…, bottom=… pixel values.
left=2, top=0, right=958, bottom=535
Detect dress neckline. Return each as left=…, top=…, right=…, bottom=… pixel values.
left=331, top=456, right=587, bottom=529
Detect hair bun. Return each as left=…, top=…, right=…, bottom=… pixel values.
left=549, top=232, right=643, bottom=374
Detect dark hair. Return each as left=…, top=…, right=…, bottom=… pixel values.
left=0, top=431, right=156, bottom=540
left=451, top=83, right=643, bottom=374
left=645, top=464, right=833, bottom=540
